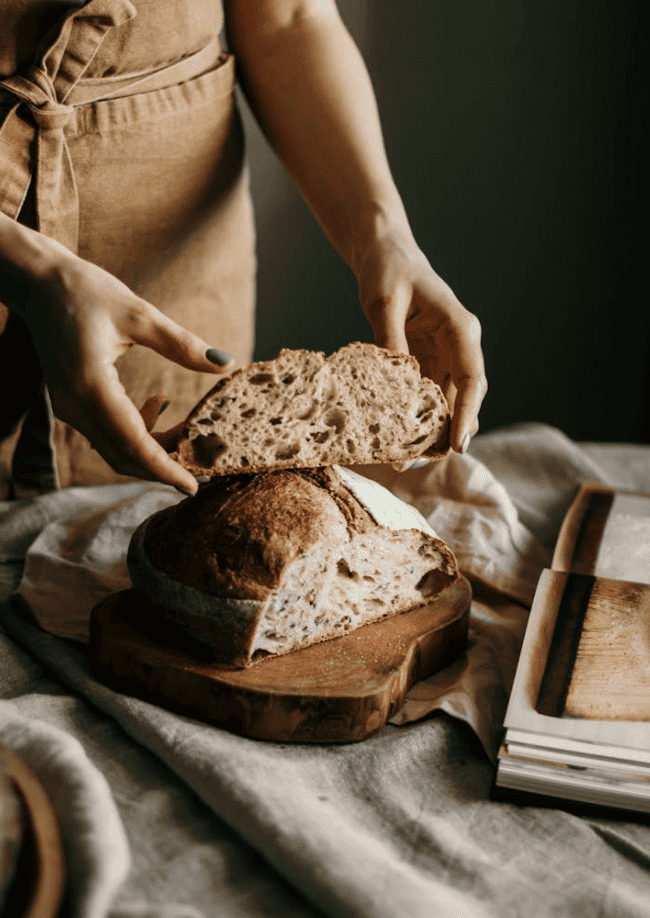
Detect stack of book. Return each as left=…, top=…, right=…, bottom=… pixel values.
left=494, top=483, right=650, bottom=815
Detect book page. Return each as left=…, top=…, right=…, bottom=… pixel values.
left=593, top=493, right=650, bottom=584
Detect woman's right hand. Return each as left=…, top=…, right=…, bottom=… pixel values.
left=1, top=222, right=232, bottom=493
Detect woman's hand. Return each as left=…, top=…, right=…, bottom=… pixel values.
left=18, top=251, right=233, bottom=493
left=356, top=230, right=487, bottom=454
left=227, top=3, right=486, bottom=452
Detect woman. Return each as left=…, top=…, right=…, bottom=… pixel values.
left=0, top=0, right=487, bottom=498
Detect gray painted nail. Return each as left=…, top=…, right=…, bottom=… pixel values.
left=460, top=433, right=471, bottom=454
left=174, top=485, right=194, bottom=497
left=195, top=476, right=211, bottom=484
left=206, top=348, right=233, bottom=366
left=159, top=400, right=170, bottom=414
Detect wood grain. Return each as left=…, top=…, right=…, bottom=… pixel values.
left=564, top=578, right=650, bottom=720
left=535, top=573, right=650, bottom=721
left=90, top=577, right=471, bottom=743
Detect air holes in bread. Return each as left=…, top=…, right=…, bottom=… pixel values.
left=310, top=430, right=330, bottom=443
left=191, top=432, right=227, bottom=467
left=337, top=559, right=359, bottom=581
left=324, top=408, right=346, bottom=433
left=298, top=403, right=317, bottom=421
left=173, top=342, right=451, bottom=476
left=275, top=443, right=300, bottom=461
left=416, top=568, right=456, bottom=597
left=416, top=397, right=436, bottom=418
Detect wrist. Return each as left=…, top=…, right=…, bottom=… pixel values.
left=348, top=206, right=416, bottom=275
left=0, top=213, right=72, bottom=315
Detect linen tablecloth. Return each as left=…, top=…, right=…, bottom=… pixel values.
left=1, top=422, right=649, bottom=918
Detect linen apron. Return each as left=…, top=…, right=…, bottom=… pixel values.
left=0, top=0, right=256, bottom=496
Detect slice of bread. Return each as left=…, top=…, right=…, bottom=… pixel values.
left=127, top=465, right=460, bottom=668
left=172, top=342, right=450, bottom=478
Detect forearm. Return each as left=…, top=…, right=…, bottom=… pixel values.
left=0, top=210, right=63, bottom=315
left=227, top=2, right=413, bottom=272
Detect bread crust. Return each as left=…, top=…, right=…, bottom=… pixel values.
left=128, top=467, right=459, bottom=668
left=140, top=468, right=376, bottom=601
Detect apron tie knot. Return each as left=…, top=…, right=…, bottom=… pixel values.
left=0, top=0, right=137, bottom=252
left=20, top=66, right=75, bottom=131
left=28, top=100, right=75, bottom=131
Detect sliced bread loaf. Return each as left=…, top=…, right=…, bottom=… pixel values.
left=172, top=342, right=450, bottom=478
left=127, top=465, right=459, bottom=668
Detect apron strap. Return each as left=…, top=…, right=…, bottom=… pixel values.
left=11, top=386, right=59, bottom=497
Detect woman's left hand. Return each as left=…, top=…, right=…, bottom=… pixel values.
left=356, top=230, right=487, bottom=454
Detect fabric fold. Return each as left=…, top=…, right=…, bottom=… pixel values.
left=0, top=701, right=131, bottom=918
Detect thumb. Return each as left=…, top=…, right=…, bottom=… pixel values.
left=363, top=291, right=410, bottom=355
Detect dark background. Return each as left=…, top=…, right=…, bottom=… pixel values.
left=239, top=0, right=645, bottom=444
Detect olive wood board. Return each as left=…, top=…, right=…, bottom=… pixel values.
left=0, top=746, right=65, bottom=918
left=90, top=576, right=471, bottom=744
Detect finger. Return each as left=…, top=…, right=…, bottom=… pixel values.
left=398, top=457, right=431, bottom=473
left=72, top=373, right=199, bottom=492
left=450, top=375, right=487, bottom=453
left=127, top=303, right=234, bottom=374
left=437, top=312, right=486, bottom=452
left=363, top=287, right=411, bottom=355
left=139, top=395, right=169, bottom=433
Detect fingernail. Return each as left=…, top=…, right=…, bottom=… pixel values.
left=174, top=485, right=194, bottom=497
left=460, top=433, right=471, bottom=454
left=159, top=400, right=170, bottom=414
left=399, top=457, right=430, bottom=473
left=206, top=348, right=233, bottom=366
left=195, top=475, right=211, bottom=484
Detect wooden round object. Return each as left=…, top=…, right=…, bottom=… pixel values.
left=90, top=577, right=472, bottom=743
left=1, top=758, right=24, bottom=912
left=0, top=747, right=65, bottom=918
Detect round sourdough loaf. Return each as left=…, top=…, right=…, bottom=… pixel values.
left=127, top=466, right=459, bottom=668
left=171, top=342, right=450, bottom=478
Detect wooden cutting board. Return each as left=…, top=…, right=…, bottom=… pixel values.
left=90, top=576, right=471, bottom=743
